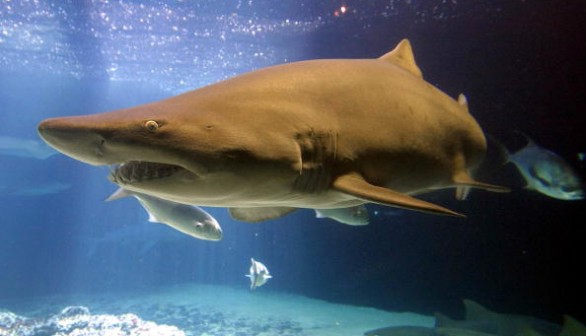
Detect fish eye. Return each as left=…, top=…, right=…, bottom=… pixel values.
left=144, top=120, right=159, bottom=132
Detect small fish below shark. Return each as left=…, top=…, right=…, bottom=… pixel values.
left=495, top=132, right=583, bottom=200
left=245, top=258, right=272, bottom=290
left=106, top=188, right=223, bottom=241
left=314, top=205, right=370, bottom=225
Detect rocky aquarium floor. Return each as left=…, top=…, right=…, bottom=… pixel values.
left=0, top=284, right=434, bottom=335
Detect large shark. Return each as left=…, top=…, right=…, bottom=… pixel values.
left=37, top=39, right=508, bottom=222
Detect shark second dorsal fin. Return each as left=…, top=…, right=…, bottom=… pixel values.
left=458, top=94, right=470, bottom=114
left=379, top=39, right=423, bottom=78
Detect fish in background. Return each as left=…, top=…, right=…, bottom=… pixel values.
left=245, top=258, right=272, bottom=290
left=81, top=222, right=188, bottom=260
left=497, top=133, right=583, bottom=200
left=364, top=299, right=584, bottom=336
left=0, top=135, right=57, bottom=160
left=0, top=181, right=71, bottom=196
left=435, top=299, right=562, bottom=336
left=106, top=188, right=223, bottom=241
left=314, top=205, right=370, bottom=225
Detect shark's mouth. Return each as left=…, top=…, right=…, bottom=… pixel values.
left=109, top=161, right=183, bottom=184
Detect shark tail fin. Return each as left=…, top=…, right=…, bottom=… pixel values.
left=487, top=134, right=511, bottom=165
left=105, top=187, right=132, bottom=202
left=513, top=130, right=536, bottom=149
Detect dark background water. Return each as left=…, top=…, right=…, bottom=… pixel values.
left=0, top=0, right=585, bottom=326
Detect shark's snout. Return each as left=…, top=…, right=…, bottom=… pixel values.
left=38, top=117, right=109, bottom=165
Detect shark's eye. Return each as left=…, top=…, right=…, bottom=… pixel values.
left=145, top=120, right=159, bottom=132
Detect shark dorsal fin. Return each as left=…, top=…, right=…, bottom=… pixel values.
left=379, top=39, right=423, bottom=78
left=561, top=315, right=586, bottom=336
left=434, top=312, right=457, bottom=328
left=464, top=299, right=498, bottom=321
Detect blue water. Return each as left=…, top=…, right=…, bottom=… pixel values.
left=1, top=0, right=585, bottom=331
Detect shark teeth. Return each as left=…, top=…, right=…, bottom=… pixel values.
left=109, top=161, right=182, bottom=184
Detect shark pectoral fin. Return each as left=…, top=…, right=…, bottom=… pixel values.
left=229, top=207, right=297, bottom=223
left=332, top=173, right=464, bottom=217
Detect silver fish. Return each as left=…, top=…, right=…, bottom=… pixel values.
left=245, top=258, right=272, bottom=290
left=315, top=205, right=369, bottom=225
left=505, top=133, right=583, bottom=200
left=107, top=188, right=223, bottom=241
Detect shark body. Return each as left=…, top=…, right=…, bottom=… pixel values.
left=37, top=39, right=506, bottom=222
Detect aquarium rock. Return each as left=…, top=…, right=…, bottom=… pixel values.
left=0, top=306, right=185, bottom=336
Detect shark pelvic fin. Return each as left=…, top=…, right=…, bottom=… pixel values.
left=146, top=211, right=160, bottom=223
left=333, top=173, right=464, bottom=217
left=105, top=187, right=132, bottom=202
left=229, top=207, right=297, bottom=223
left=452, top=172, right=510, bottom=200
left=379, top=39, right=423, bottom=78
